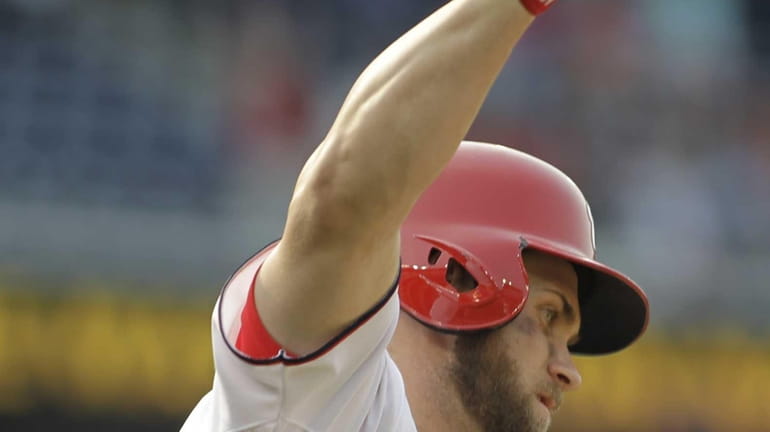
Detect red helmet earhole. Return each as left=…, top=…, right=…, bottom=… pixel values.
left=427, top=247, right=442, bottom=265
left=445, top=258, right=478, bottom=293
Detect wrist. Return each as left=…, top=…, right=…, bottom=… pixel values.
left=519, top=0, right=556, bottom=16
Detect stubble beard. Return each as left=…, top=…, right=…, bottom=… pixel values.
left=449, top=331, right=550, bottom=432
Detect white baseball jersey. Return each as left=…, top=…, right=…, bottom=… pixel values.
left=182, top=242, right=418, bottom=432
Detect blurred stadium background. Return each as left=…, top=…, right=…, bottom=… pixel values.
left=0, top=0, right=768, bottom=430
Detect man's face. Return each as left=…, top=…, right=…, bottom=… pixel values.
left=449, top=250, right=582, bottom=432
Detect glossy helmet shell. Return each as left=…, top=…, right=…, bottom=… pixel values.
left=399, top=141, right=649, bottom=354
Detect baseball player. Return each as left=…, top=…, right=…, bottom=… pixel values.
left=183, top=0, right=649, bottom=431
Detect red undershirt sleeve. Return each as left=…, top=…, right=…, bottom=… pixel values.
left=235, top=281, right=298, bottom=359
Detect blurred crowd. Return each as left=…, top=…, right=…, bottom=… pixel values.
left=0, top=0, right=768, bottom=330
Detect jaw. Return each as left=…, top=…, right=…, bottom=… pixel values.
left=389, top=314, right=479, bottom=432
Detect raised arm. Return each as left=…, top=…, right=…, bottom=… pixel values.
left=256, top=0, right=546, bottom=354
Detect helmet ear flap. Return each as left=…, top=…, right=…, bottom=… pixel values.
left=399, top=234, right=528, bottom=332
left=409, top=235, right=498, bottom=292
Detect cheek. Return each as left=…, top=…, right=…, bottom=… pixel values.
left=509, top=316, right=551, bottom=362
left=514, top=315, right=539, bottom=337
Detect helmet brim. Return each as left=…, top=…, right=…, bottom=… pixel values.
left=570, top=260, right=649, bottom=355
left=526, top=241, right=649, bottom=355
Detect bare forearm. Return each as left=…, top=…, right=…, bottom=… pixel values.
left=298, top=0, right=534, bottom=232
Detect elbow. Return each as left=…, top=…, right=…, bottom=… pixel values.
left=289, top=153, right=372, bottom=239
left=287, top=181, right=371, bottom=245
left=288, top=133, right=405, bottom=242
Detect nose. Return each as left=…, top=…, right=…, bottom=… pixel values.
left=548, top=351, right=582, bottom=391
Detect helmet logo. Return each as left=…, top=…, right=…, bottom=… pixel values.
left=586, top=203, right=597, bottom=257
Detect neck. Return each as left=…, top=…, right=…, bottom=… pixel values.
left=388, top=313, right=480, bottom=432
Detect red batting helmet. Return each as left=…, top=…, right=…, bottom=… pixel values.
left=399, top=141, right=649, bottom=354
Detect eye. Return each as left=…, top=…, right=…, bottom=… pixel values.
left=541, top=307, right=558, bottom=325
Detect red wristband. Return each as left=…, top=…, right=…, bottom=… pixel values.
left=519, top=0, right=556, bottom=16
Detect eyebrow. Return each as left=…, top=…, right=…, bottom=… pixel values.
left=541, top=288, right=581, bottom=344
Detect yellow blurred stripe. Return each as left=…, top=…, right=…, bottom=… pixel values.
left=0, top=289, right=214, bottom=416
left=0, top=288, right=768, bottom=430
